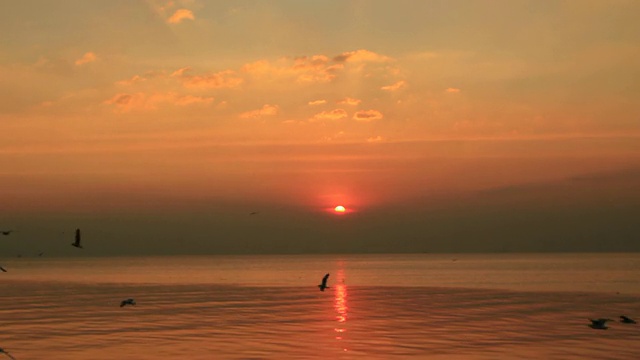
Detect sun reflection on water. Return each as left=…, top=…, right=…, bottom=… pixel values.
left=333, top=268, right=348, bottom=352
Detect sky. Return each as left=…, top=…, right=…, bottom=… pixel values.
left=1, top=0, right=639, bottom=255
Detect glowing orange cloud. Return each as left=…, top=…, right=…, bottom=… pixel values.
left=337, top=97, right=361, bottom=106
left=172, top=68, right=243, bottom=89
left=381, top=80, right=406, bottom=91
left=75, top=52, right=97, bottom=66
left=239, top=104, right=279, bottom=119
left=104, top=92, right=213, bottom=112
left=311, top=109, right=348, bottom=122
left=167, top=9, right=194, bottom=24
left=353, top=110, right=383, bottom=122
left=446, top=87, right=461, bottom=93
left=333, top=49, right=391, bottom=63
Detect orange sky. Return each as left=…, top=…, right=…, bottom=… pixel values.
left=1, top=1, right=639, bottom=254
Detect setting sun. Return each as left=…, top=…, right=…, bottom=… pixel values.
left=334, top=205, right=346, bottom=213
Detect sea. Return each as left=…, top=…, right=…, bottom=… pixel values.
left=0, top=253, right=639, bottom=359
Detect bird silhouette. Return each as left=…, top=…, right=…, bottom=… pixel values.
left=0, top=347, right=16, bottom=360
left=0, top=266, right=6, bottom=273
left=71, top=228, right=82, bottom=249
left=589, top=318, right=613, bottom=330
left=620, top=315, right=637, bottom=324
left=120, top=298, right=136, bottom=307
left=1, top=230, right=12, bottom=236
left=318, top=273, right=330, bottom=291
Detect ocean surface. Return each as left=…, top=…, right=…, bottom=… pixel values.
left=0, top=253, right=639, bottom=359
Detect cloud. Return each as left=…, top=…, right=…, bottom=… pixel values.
left=239, top=104, right=279, bottom=119
left=104, top=92, right=213, bottom=112
left=333, top=49, right=392, bottom=63
left=242, top=56, right=343, bottom=83
left=75, top=52, right=97, bottom=66
left=367, top=136, right=384, bottom=143
left=381, top=80, right=406, bottom=92
left=446, top=87, right=461, bottom=93
left=337, top=97, right=361, bottom=106
left=172, top=67, right=243, bottom=89
left=116, top=75, right=147, bottom=86
left=308, top=100, right=327, bottom=106
left=167, top=9, right=195, bottom=24
left=310, top=108, right=348, bottom=122
left=353, top=109, right=384, bottom=122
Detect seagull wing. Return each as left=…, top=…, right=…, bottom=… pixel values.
left=0, top=266, right=6, bottom=272
left=322, top=273, right=330, bottom=287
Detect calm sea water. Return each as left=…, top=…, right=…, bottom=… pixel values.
left=0, top=253, right=639, bottom=359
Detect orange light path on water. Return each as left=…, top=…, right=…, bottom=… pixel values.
left=333, top=268, right=348, bottom=352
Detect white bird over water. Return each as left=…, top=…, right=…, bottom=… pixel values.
left=0, top=347, right=16, bottom=360
left=120, top=298, right=136, bottom=307
left=589, top=318, right=613, bottom=330
left=318, top=273, right=330, bottom=291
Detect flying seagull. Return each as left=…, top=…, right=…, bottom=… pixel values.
left=71, top=228, right=82, bottom=249
left=0, top=348, right=16, bottom=360
left=1, top=230, right=12, bottom=236
left=318, top=273, right=330, bottom=291
left=120, top=298, right=136, bottom=307
left=589, top=318, right=613, bottom=330
left=0, top=266, right=6, bottom=272
left=620, top=315, right=637, bottom=324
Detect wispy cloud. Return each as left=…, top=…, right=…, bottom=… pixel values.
left=337, top=97, right=361, bottom=106
left=167, top=9, right=194, bottom=24
left=242, top=56, right=343, bottom=83
left=308, top=99, right=327, bottom=106
left=239, top=104, right=279, bottom=119
left=116, top=75, right=147, bottom=86
left=381, top=80, right=406, bottom=92
left=75, top=52, right=97, bottom=66
left=333, top=49, right=392, bottom=63
left=310, top=108, right=348, bottom=122
left=353, top=109, right=383, bottom=122
left=172, top=67, right=243, bottom=89
left=104, top=92, right=213, bottom=112
left=445, top=87, right=461, bottom=93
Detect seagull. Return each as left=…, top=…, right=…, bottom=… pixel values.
left=620, top=315, right=637, bottom=324
left=71, top=228, right=82, bottom=249
left=249, top=212, right=258, bottom=215
left=0, top=266, right=6, bottom=272
left=0, top=348, right=16, bottom=360
left=120, top=298, right=136, bottom=307
left=589, top=318, right=613, bottom=330
left=318, top=273, right=330, bottom=291
left=1, top=230, right=12, bottom=236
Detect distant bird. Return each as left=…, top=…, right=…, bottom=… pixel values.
left=620, top=315, right=637, bottom=324
left=318, top=273, right=330, bottom=291
left=1, top=230, right=12, bottom=236
left=0, top=347, right=16, bottom=360
left=120, top=298, right=136, bottom=307
left=0, top=266, right=6, bottom=272
left=249, top=212, right=258, bottom=215
left=37, top=252, right=44, bottom=257
left=71, top=228, right=82, bottom=249
left=589, top=318, right=613, bottom=330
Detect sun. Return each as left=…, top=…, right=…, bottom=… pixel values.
left=334, top=205, right=346, bottom=213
